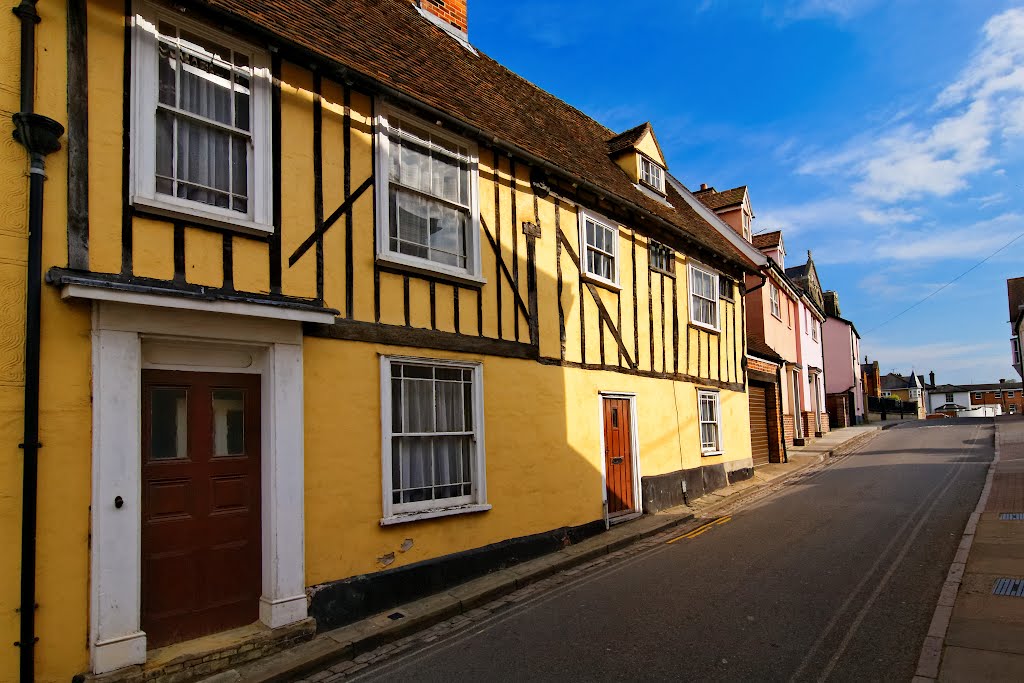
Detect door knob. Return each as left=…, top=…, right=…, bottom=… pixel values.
left=611, top=457, right=624, bottom=464
left=114, top=496, right=123, bottom=509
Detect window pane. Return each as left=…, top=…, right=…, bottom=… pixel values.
left=231, top=136, right=248, bottom=211
left=234, top=72, right=250, bottom=131
left=150, top=387, right=187, bottom=460
left=402, top=378, right=433, bottom=432
left=435, top=378, right=465, bottom=432
left=392, top=189, right=430, bottom=259
left=157, top=40, right=177, bottom=107
left=155, top=109, right=174, bottom=196
left=176, top=117, right=232, bottom=208
left=399, top=138, right=430, bottom=192
left=429, top=205, right=467, bottom=267
left=212, top=389, right=245, bottom=456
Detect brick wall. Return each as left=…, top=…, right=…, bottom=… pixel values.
left=782, top=413, right=795, bottom=445
left=765, top=383, right=783, bottom=463
left=971, top=387, right=1024, bottom=415
left=421, top=0, right=468, bottom=31
left=820, top=413, right=830, bottom=434
left=748, top=357, right=778, bottom=375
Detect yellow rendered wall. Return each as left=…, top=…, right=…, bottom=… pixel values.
left=1, top=0, right=94, bottom=680
left=303, top=338, right=751, bottom=583
left=634, top=130, right=665, bottom=167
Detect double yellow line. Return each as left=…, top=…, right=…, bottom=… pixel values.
left=666, top=516, right=732, bottom=544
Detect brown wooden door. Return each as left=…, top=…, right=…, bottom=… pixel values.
left=603, top=397, right=635, bottom=516
left=749, top=385, right=771, bottom=467
left=141, top=370, right=262, bottom=648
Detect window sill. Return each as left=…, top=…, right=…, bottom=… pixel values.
left=689, top=321, right=721, bottom=335
left=701, top=450, right=723, bottom=458
left=380, top=503, right=491, bottom=526
left=376, top=252, right=487, bottom=288
left=582, top=273, right=621, bottom=292
left=131, top=195, right=274, bottom=236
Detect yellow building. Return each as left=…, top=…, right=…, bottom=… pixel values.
left=1, top=0, right=761, bottom=679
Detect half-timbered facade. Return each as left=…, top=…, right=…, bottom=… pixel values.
left=1, top=1, right=760, bottom=679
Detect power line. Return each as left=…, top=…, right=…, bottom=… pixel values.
left=864, top=228, right=1024, bottom=335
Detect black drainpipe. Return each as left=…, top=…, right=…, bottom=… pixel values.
left=12, top=1, right=65, bottom=681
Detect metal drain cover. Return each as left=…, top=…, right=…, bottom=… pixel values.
left=999, top=513, right=1024, bottom=520
left=992, top=578, right=1024, bottom=597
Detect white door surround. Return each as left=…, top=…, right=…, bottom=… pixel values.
left=597, top=392, right=642, bottom=527
left=89, top=301, right=308, bottom=674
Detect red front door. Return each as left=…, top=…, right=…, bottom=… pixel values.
left=603, top=397, right=635, bottom=516
left=141, top=370, right=262, bottom=648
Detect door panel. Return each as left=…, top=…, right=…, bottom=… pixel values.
left=749, top=385, right=770, bottom=467
left=141, top=370, right=262, bottom=648
left=603, top=398, right=635, bottom=516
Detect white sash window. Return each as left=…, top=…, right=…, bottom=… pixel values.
left=689, top=263, right=720, bottom=331
left=130, top=1, right=273, bottom=234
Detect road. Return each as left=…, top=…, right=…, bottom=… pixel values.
left=340, top=420, right=993, bottom=682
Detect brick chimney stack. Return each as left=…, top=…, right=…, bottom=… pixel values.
left=929, top=371, right=935, bottom=387
left=418, top=0, right=468, bottom=34
left=823, top=291, right=841, bottom=318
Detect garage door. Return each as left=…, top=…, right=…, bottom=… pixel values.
left=749, top=385, right=770, bottom=467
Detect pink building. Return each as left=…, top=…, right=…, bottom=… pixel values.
left=822, top=291, right=865, bottom=426
left=696, top=185, right=826, bottom=455
left=787, top=253, right=828, bottom=438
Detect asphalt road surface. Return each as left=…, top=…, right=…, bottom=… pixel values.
left=350, top=420, right=993, bottom=682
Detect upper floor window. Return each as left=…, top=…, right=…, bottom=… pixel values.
left=812, top=319, right=819, bottom=341
left=130, top=2, right=273, bottom=233
left=974, top=392, right=983, bottom=400
left=742, top=212, right=751, bottom=241
left=380, top=357, right=488, bottom=523
left=719, top=277, right=734, bottom=301
left=945, top=393, right=954, bottom=403
left=639, top=156, right=665, bottom=193
left=649, top=240, right=674, bottom=276
left=1013, top=337, right=1022, bottom=365
left=579, top=209, right=619, bottom=287
left=377, top=109, right=481, bottom=281
left=769, top=284, right=781, bottom=319
left=689, top=263, right=719, bottom=331
left=1008, top=391, right=1016, bottom=398
left=996, top=391, right=1003, bottom=398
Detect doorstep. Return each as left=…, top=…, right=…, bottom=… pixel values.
left=73, top=619, right=316, bottom=683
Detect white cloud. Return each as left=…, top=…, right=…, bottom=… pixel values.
left=798, top=7, right=1024, bottom=203
left=857, top=207, right=919, bottom=225
left=768, top=0, right=880, bottom=23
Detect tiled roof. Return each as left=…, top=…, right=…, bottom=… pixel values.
left=961, top=382, right=1024, bottom=392
left=881, top=373, right=917, bottom=390
left=696, top=185, right=748, bottom=211
left=932, top=383, right=970, bottom=392
left=198, top=0, right=754, bottom=269
left=607, top=122, right=652, bottom=156
left=752, top=230, right=782, bottom=249
left=785, top=264, right=808, bottom=280
left=747, top=335, right=784, bottom=363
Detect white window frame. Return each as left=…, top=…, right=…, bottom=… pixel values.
left=374, top=105, right=483, bottom=285
left=578, top=207, right=620, bottom=288
left=1008, top=391, right=1016, bottom=398
left=996, top=391, right=1002, bottom=398
left=974, top=392, right=983, bottom=400
left=945, top=393, right=955, bottom=403
left=698, top=389, right=723, bottom=456
left=379, top=355, right=489, bottom=525
left=129, top=1, right=274, bottom=234
left=812, top=319, right=819, bottom=341
left=688, top=262, right=720, bottom=332
left=639, top=155, right=665, bottom=194
left=1012, top=337, right=1021, bottom=365
left=769, top=283, right=782, bottom=320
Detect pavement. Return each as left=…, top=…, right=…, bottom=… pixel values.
left=919, top=415, right=1024, bottom=683
left=198, top=421, right=890, bottom=683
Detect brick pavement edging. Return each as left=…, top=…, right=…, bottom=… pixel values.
left=913, top=423, right=1001, bottom=681
left=203, top=427, right=882, bottom=683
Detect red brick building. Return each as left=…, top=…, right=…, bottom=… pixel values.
left=967, top=380, right=1024, bottom=416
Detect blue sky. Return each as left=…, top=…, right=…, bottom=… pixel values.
left=470, top=0, right=1024, bottom=385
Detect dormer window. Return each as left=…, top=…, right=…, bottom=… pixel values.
left=640, top=156, right=665, bottom=193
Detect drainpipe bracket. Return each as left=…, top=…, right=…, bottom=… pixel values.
left=17, top=442, right=41, bottom=449
left=11, top=1, right=41, bottom=24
